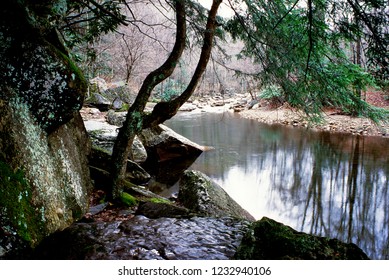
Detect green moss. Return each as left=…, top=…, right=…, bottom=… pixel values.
left=120, top=192, right=137, bottom=207
left=118, top=103, right=130, bottom=112
left=0, top=161, right=44, bottom=246
left=149, top=197, right=172, bottom=204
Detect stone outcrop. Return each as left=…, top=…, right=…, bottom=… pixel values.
left=83, top=111, right=204, bottom=189
left=0, top=0, right=91, bottom=258
left=0, top=103, right=92, bottom=258
left=0, top=1, right=87, bottom=133
left=178, top=170, right=256, bottom=221
left=234, top=217, right=370, bottom=260
left=138, top=125, right=206, bottom=186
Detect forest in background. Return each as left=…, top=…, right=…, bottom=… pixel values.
left=66, top=0, right=388, bottom=108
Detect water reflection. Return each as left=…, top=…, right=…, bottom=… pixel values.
left=165, top=111, right=389, bottom=259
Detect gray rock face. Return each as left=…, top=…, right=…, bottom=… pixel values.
left=106, top=110, right=127, bottom=126
left=178, top=171, right=256, bottom=221
left=0, top=107, right=92, bottom=258
left=0, top=2, right=87, bottom=133
left=33, top=216, right=250, bottom=260
left=87, top=78, right=133, bottom=111
left=0, top=1, right=91, bottom=257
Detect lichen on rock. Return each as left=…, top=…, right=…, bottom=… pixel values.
left=1, top=0, right=86, bottom=133
left=0, top=95, right=91, bottom=257
left=0, top=0, right=91, bottom=258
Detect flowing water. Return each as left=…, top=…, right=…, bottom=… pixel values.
left=165, top=111, right=389, bottom=259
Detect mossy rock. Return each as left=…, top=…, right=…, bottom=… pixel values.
left=178, top=170, right=255, bottom=221
left=0, top=161, right=45, bottom=248
left=234, top=217, right=369, bottom=260
left=120, top=192, right=137, bottom=207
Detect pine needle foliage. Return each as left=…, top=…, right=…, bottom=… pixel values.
left=225, top=0, right=388, bottom=123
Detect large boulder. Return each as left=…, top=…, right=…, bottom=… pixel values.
left=234, top=217, right=369, bottom=260
left=178, top=170, right=255, bottom=221
left=0, top=1, right=91, bottom=258
left=0, top=105, right=92, bottom=258
left=138, top=125, right=205, bottom=186
left=0, top=1, right=87, bottom=133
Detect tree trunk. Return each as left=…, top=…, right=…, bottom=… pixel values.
left=144, top=0, right=223, bottom=127
left=109, top=0, right=187, bottom=199
left=109, top=0, right=223, bottom=199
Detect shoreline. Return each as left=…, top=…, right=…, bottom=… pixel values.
left=238, top=106, right=389, bottom=138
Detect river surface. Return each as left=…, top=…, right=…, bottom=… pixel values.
left=165, top=111, right=389, bottom=260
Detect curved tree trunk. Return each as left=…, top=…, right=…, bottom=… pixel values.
left=109, top=0, right=187, bottom=199
left=109, top=0, right=222, bottom=199
left=144, top=0, right=223, bottom=127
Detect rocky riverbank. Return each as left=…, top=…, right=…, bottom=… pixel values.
left=239, top=105, right=389, bottom=137
left=19, top=105, right=371, bottom=260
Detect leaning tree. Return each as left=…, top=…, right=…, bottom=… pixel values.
left=109, top=0, right=223, bottom=198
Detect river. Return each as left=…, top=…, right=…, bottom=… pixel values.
left=165, top=111, right=389, bottom=260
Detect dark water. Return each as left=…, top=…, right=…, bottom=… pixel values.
left=165, top=111, right=389, bottom=259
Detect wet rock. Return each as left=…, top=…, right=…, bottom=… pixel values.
left=32, top=216, right=250, bottom=260
left=178, top=171, right=256, bottom=221
left=234, top=217, right=370, bottom=260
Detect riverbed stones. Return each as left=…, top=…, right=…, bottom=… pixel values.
left=84, top=119, right=147, bottom=163
left=178, top=170, right=256, bottom=221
